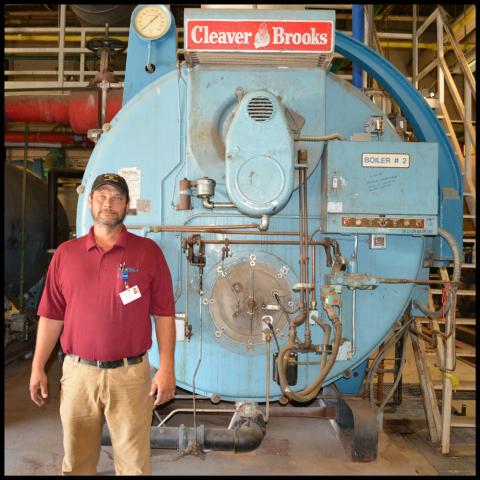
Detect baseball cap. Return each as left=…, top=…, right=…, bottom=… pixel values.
left=91, top=173, right=129, bottom=199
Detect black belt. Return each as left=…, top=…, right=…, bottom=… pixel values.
left=69, top=352, right=146, bottom=369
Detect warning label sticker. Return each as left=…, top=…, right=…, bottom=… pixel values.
left=118, top=167, right=141, bottom=209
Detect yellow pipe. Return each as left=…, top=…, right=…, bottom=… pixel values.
left=380, top=41, right=474, bottom=51
left=451, top=6, right=476, bottom=37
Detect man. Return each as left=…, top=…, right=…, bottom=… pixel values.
left=29, top=173, right=176, bottom=475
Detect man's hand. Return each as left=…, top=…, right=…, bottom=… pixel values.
left=30, top=369, right=49, bottom=407
left=29, top=316, right=63, bottom=407
left=149, top=368, right=176, bottom=406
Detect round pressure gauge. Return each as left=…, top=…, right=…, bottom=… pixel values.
left=133, top=5, right=172, bottom=41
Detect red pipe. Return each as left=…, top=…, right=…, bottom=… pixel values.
left=5, top=132, right=93, bottom=145
left=5, top=89, right=123, bottom=134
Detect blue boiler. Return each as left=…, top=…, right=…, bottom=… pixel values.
left=77, top=6, right=463, bottom=405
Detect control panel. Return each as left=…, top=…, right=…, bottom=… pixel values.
left=321, top=141, right=438, bottom=235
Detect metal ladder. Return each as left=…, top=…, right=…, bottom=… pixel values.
left=410, top=5, right=476, bottom=454
left=364, top=5, right=476, bottom=454
left=413, top=6, right=476, bottom=225
left=414, top=262, right=476, bottom=453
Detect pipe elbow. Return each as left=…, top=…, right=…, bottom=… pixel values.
left=202, top=197, right=215, bottom=209
left=232, top=416, right=267, bottom=452
left=257, top=215, right=270, bottom=231
left=201, top=197, right=236, bottom=209
left=292, top=308, right=307, bottom=327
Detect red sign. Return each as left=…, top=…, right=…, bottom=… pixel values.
left=185, top=19, right=334, bottom=53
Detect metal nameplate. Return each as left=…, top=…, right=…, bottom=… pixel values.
left=185, top=19, right=334, bottom=53
left=362, top=153, right=410, bottom=168
left=341, top=217, right=424, bottom=228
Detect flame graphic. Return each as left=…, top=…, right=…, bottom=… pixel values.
left=254, top=23, right=270, bottom=49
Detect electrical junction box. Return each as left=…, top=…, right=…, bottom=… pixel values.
left=321, top=141, right=438, bottom=235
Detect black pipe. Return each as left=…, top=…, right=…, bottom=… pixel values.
left=47, top=168, right=84, bottom=250
left=101, top=415, right=266, bottom=453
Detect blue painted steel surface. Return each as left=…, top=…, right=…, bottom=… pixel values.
left=75, top=9, right=463, bottom=402
left=335, top=32, right=463, bottom=261
left=321, top=141, right=438, bottom=235
left=186, top=67, right=327, bottom=185
left=225, top=90, right=294, bottom=216
left=334, top=359, right=368, bottom=395
left=123, top=5, right=177, bottom=106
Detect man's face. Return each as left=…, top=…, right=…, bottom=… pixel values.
left=88, top=184, right=129, bottom=227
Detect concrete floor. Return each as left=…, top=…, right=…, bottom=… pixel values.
left=5, top=356, right=475, bottom=476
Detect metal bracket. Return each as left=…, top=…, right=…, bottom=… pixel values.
left=322, top=388, right=378, bottom=462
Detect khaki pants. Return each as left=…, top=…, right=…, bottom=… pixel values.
left=59, top=354, right=154, bottom=475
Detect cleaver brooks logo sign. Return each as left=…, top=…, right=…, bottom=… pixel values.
left=185, top=19, right=334, bottom=53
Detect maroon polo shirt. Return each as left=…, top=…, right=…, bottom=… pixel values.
left=37, top=225, right=175, bottom=361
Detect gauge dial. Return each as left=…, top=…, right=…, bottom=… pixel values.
left=133, top=5, right=172, bottom=41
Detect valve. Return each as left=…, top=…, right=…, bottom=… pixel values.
left=86, top=23, right=126, bottom=86
left=326, top=273, right=380, bottom=290
left=182, top=235, right=206, bottom=269
left=320, top=285, right=342, bottom=306
left=86, top=37, right=127, bottom=54
left=364, top=115, right=384, bottom=137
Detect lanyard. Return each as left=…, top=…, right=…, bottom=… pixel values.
left=119, top=262, right=139, bottom=290
left=119, top=262, right=129, bottom=289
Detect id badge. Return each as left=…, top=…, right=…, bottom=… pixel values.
left=119, top=285, right=142, bottom=305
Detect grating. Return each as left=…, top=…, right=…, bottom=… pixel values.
left=247, top=97, right=274, bottom=122
left=185, top=52, right=334, bottom=69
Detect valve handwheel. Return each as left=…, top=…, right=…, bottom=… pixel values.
left=86, top=37, right=126, bottom=54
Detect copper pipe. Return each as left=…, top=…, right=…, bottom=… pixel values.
left=197, top=239, right=330, bottom=246
left=297, top=154, right=306, bottom=319
left=148, top=224, right=260, bottom=233
left=128, top=225, right=302, bottom=236
left=379, top=277, right=460, bottom=285
left=300, top=150, right=311, bottom=344
left=291, top=310, right=307, bottom=328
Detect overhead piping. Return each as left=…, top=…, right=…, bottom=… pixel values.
left=352, top=4, right=365, bottom=89
left=5, top=90, right=123, bottom=134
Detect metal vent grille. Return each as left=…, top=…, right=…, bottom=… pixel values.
left=185, top=52, right=334, bottom=69
left=247, top=97, right=274, bottom=122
